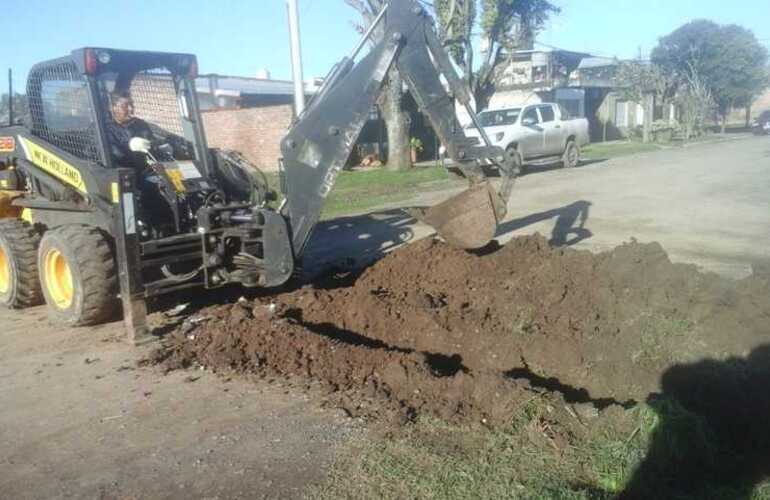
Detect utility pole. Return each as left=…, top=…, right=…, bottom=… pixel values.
left=286, top=0, right=306, bottom=116
left=8, top=69, right=13, bottom=126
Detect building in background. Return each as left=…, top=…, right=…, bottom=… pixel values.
left=195, top=74, right=320, bottom=171
left=485, top=49, right=672, bottom=142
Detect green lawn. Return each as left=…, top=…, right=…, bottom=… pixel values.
left=321, top=165, right=458, bottom=219
left=581, top=141, right=662, bottom=160
left=266, top=166, right=461, bottom=220
left=261, top=137, right=716, bottom=220
left=311, top=399, right=770, bottom=500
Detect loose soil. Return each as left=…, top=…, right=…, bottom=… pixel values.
left=153, top=234, right=770, bottom=427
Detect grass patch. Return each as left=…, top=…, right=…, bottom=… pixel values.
left=265, top=166, right=460, bottom=220
left=321, top=166, right=458, bottom=219
left=631, top=313, right=695, bottom=366
left=581, top=141, right=662, bottom=160
left=311, top=401, right=604, bottom=500
left=310, top=396, right=770, bottom=500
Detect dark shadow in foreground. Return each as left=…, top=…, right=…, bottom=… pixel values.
left=496, top=200, right=593, bottom=247
left=619, top=345, right=770, bottom=500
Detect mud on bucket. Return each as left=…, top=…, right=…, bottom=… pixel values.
left=420, top=183, right=500, bottom=250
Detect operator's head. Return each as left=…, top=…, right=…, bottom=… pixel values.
left=110, top=90, right=135, bottom=125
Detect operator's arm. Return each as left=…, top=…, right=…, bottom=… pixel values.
left=127, top=119, right=157, bottom=144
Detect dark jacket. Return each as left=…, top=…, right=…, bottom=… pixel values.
left=105, top=118, right=156, bottom=169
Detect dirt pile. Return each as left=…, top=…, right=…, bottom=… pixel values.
left=155, top=235, right=770, bottom=424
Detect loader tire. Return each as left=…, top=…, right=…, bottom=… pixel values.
left=505, top=145, right=525, bottom=175
left=563, top=140, right=580, bottom=169
left=38, top=225, right=118, bottom=326
left=0, top=219, right=43, bottom=308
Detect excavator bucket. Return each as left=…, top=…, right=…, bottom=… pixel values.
left=419, top=182, right=500, bottom=250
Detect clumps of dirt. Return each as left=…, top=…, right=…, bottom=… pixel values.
left=154, top=234, right=770, bottom=425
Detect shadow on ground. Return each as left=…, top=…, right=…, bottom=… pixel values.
left=476, top=158, right=607, bottom=178
left=497, top=200, right=593, bottom=246
left=300, top=209, right=416, bottom=279
left=619, top=345, right=770, bottom=500
left=523, top=158, right=608, bottom=174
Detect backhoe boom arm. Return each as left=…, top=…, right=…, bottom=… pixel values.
left=279, top=0, right=511, bottom=257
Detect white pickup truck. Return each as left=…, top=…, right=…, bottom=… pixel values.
left=465, top=103, right=590, bottom=172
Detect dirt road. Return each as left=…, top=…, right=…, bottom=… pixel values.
left=0, top=307, right=354, bottom=499
left=1, top=136, right=768, bottom=499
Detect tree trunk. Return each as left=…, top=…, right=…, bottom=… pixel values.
left=720, top=113, right=727, bottom=134
left=381, top=67, right=410, bottom=170
left=642, top=93, right=654, bottom=143
left=745, top=105, right=752, bottom=129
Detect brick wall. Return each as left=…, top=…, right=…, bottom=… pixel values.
left=201, top=105, right=293, bottom=172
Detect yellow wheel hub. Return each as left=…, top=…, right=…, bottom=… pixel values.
left=0, top=246, right=9, bottom=294
left=44, top=249, right=73, bottom=309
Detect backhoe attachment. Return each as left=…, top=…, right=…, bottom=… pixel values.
left=279, top=0, right=517, bottom=255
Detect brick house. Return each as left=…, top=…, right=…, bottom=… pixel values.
left=195, top=74, right=319, bottom=172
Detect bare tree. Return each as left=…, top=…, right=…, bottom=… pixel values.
left=345, top=0, right=411, bottom=170
left=676, top=62, right=715, bottom=140
left=436, top=0, right=559, bottom=111
left=616, top=61, right=674, bottom=142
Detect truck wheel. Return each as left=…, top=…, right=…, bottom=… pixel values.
left=0, top=219, right=43, bottom=308
left=563, top=141, right=580, bottom=169
left=505, top=145, right=525, bottom=175
left=38, top=225, right=118, bottom=326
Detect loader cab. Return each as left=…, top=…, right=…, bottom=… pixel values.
left=26, top=48, right=209, bottom=173
left=25, top=48, right=221, bottom=238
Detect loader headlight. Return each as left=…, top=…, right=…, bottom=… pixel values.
left=495, top=132, right=505, bottom=143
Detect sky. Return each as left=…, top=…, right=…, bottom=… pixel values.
left=4, top=0, right=769, bottom=92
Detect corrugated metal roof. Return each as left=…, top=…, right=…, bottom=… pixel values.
left=577, top=57, right=619, bottom=69
left=196, top=74, right=320, bottom=96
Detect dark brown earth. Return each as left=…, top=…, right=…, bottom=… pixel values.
left=153, top=234, right=770, bottom=426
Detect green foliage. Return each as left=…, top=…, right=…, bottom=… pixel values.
left=652, top=20, right=770, bottom=118
left=616, top=62, right=674, bottom=104
left=434, top=0, right=476, bottom=66
left=409, top=137, right=424, bottom=152
left=435, top=0, right=559, bottom=109
left=479, top=0, right=559, bottom=50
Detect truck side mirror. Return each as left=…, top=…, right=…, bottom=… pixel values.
left=522, top=117, right=536, bottom=127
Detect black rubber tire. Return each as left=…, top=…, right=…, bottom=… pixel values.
left=505, top=145, right=525, bottom=175
left=0, top=219, right=43, bottom=308
left=38, top=225, right=118, bottom=326
left=563, top=140, right=580, bottom=169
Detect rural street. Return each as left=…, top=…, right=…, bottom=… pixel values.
left=1, top=135, right=768, bottom=499
left=308, top=135, right=770, bottom=280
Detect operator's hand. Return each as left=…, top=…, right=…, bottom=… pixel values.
left=128, top=137, right=152, bottom=154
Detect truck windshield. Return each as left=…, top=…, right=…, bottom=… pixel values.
left=475, top=108, right=522, bottom=127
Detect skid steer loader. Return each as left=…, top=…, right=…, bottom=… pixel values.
left=0, top=0, right=516, bottom=343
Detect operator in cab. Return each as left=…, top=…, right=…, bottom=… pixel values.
left=105, top=90, right=157, bottom=169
